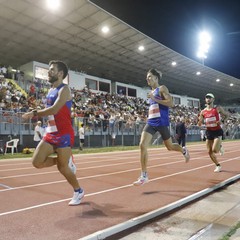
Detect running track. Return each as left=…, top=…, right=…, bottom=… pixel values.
left=0, top=141, right=240, bottom=240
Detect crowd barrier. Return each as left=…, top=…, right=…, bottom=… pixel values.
left=0, top=110, right=239, bottom=150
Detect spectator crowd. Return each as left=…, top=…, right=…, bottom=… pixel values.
left=0, top=74, right=239, bottom=140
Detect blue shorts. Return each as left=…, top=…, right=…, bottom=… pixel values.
left=43, top=133, right=73, bottom=148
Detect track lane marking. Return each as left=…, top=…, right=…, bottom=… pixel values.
left=0, top=183, right=13, bottom=189
left=0, top=146, right=239, bottom=179
left=0, top=156, right=239, bottom=192
left=0, top=156, right=239, bottom=217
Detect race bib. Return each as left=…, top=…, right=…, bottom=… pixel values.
left=205, top=116, right=217, bottom=127
left=148, top=103, right=160, bottom=119
left=46, top=115, right=58, bottom=133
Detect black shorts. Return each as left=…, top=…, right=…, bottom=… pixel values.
left=206, top=129, right=223, bottom=140
left=143, top=124, right=170, bottom=140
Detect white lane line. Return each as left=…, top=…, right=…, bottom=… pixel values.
left=0, top=183, right=13, bottom=189
left=0, top=148, right=239, bottom=181
left=0, top=144, right=238, bottom=172
left=0, top=142, right=232, bottom=166
left=0, top=155, right=209, bottom=191
left=0, top=141, right=238, bottom=165
left=0, top=156, right=239, bottom=192
left=0, top=155, right=139, bottom=172
left=0, top=184, right=132, bottom=217
left=0, top=155, right=190, bottom=180
left=0, top=157, right=240, bottom=217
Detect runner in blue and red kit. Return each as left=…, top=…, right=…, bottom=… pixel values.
left=22, top=60, right=84, bottom=205
left=44, top=83, right=74, bottom=148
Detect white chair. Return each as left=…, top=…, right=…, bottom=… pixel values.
left=5, top=139, right=19, bottom=155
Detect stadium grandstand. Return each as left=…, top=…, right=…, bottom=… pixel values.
left=1, top=1, right=240, bottom=240
left=0, top=1, right=240, bottom=102
left=0, top=0, right=239, bottom=150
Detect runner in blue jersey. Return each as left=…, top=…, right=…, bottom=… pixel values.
left=133, top=68, right=190, bottom=186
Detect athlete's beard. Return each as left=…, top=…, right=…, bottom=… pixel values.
left=49, top=75, right=58, bottom=83
left=206, top=101, right=213, bottom=105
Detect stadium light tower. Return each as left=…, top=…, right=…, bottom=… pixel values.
left=197, top=31, right=211, bottom=65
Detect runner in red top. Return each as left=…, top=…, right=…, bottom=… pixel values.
left=198, top=93, right=229, bottom=172
left=22, top=60, right=84, bottom=206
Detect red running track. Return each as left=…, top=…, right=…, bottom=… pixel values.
left=0, top=141, right=240, bottom=240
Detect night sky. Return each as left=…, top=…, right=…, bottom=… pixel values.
left=91, top=0, right=240, bottom=79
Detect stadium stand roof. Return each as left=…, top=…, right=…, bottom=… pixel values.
left=0, top=0, right=239, bottom=104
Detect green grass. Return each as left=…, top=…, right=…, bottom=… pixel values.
left=0, top=145, right=139, bottom=160
left=2, top=140, right=237, bottom=160
left=219, top=221, right=240, bottom=240
left=0, top=144, right=167, bottom=160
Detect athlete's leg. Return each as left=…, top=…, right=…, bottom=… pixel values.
left=139, top=131, right=153, bottom=172
left=32, top=141, right=56, bottom=168
left=212, top=136, right=222, bottom=154
left=163, top=137, right=182, bottom=152
left=55, top=147, right=84, bottom=206
left=133, top=131, right=152, bottom=186
left=206, top=139, right=219, bottom=165
left=163, top=137, right=190, bottom=162
left=55, top=147, right=80, bottom=190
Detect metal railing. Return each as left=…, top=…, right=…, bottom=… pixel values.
left=0, top=110, right=239, bottom=149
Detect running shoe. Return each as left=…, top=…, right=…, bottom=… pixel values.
left=69, top=189, right=84, bottom=206
left=214, top=165, right=222, bottom=173
left=219, top=145, right=225, bottom=156
left=68, top=155, right=77, bottom=174
left=182, top=147, right=190, bottom=163
left=133, top=176, right=149, bottom=186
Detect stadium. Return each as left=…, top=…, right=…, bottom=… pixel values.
left=0, top=0, right=240, bottom=240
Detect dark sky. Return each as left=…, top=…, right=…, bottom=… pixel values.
left=91, top=0, right=240, bottom=79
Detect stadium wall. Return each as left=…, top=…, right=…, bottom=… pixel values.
left=19, top=61, right=200, bottom=107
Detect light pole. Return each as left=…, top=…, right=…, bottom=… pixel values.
left=197, top=31, right=211, bottom=66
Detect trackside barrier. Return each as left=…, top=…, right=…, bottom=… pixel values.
left=0, top=110, right=239, bottom=148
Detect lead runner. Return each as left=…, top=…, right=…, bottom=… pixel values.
left=22, top=60, right=84, bottom=205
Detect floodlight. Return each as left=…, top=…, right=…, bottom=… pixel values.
left=197, top=31, right=211, bottom=65
left=46, top=0, right=60, bottom=10
left=102, top=26, right=109, bottom=34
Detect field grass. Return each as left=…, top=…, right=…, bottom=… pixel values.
left=219, top=221, right=240, bottom=240
left=1, top=140, right=236, bottom=160
left=0, top=145, right=149, bottom=160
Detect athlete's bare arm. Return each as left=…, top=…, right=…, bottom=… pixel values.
left=217, top=106, right=229, bottom=122
left=22, top=85, right=71, bottom=119
left=148, top=85, right=173, bottom=107
left=197, top=111, right=204, bottom=126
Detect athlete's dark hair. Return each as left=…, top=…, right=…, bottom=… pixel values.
left=49, top=60, right=68, bottom=79
left=148, top=68, right=162, bottom=80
